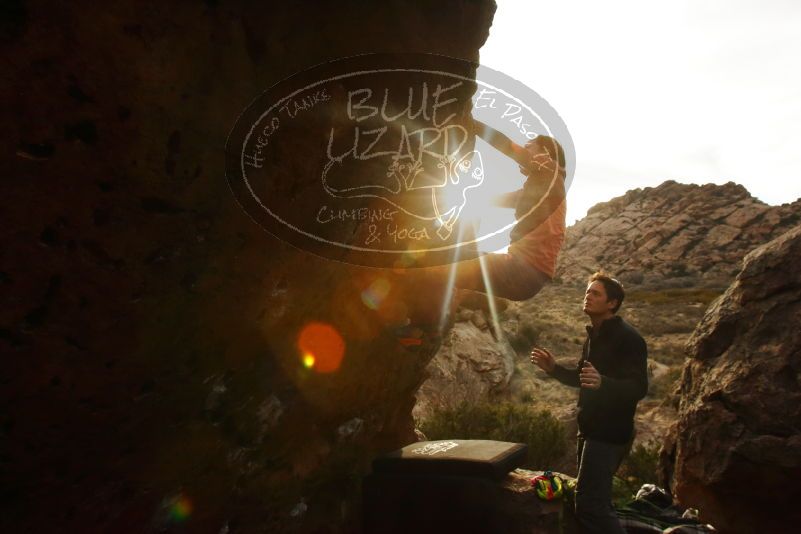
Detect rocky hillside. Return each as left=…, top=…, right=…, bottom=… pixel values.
left=660, top=224, right=801, bottom=533
left=557, top=181, right=801, bottom=288
left=412, top=304, right=516, bottom=423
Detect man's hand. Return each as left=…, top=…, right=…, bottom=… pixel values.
left=530, top=347, right=556, bottom=374
left=580, top=361, right=602, bottom=390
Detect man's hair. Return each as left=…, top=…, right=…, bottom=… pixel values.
left=589, top=271, right=625, bottom=314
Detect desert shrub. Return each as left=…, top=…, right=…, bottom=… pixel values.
left=646, top=318, right=696, bottom=336
left=666, top=262, right=689, bottom=278
left=611, top=475, right=635, bottom=506
left=613, top=440, right=661, bottom=505
left=508, top=322, right=540, bottom=353
left=651, top=349, right=686, bottom=366
left=648, top=366, right=682, bottom=399
left=622, top=271, right=644, bottom=285
left=623, top=441, right=660, bottom=482
left=626, top=288, right=722, bottom=306
left=418, top=400, right=567, bottom=469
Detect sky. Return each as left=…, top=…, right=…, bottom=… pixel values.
left=479, top=0, right=801, bottom=225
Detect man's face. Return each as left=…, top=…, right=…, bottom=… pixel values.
left=583, top=280, right=616, bottom=317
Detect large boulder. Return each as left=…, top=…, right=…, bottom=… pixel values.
left=2, top=1, right=497, bottom=532
left=413, top=310, right=516, bottom=422
left=660, top=225, right=801, bottom=532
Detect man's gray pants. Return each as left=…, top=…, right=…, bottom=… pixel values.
left=575, top=436, right=628, bottom=533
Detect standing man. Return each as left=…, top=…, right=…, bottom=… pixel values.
left=531, top=272, right=648, bottom=533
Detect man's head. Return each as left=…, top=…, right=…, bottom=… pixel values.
left=583, top=271, right=625, bottom=317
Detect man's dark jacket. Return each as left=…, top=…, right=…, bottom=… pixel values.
left=550, top=315, right=648, bottom=445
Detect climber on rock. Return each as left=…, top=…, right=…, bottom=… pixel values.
left=458, top=120, right=567, bottom=301
left=405, top=119, right=567, bottom=324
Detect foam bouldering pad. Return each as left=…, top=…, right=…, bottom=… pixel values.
left=371, top=439, right=528, bottom=481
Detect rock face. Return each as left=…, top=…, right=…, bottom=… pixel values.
left=413, top=310, right=515, bottom=422
left=2, top=1, right=496, bottom=532
left=660, top=224, right=801, bottom=532
left=557, top=181, right=801, bottom=287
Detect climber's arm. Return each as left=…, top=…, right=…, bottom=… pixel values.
left=471, top=119, right=531, bottom=169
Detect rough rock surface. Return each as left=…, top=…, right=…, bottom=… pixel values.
left=413, top=311, right=515, bottom=422
left=659, top=224, right=801, bottom=532
left=2, top=1, right=497, bottom=532
left=557, top=181, right=801, bottom=287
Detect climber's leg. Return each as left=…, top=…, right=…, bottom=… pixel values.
left=452, top=252, right=550, bottom=302
left=413, top=252, right=551, bottom=302
left=400, top=253, right=549, bottom=328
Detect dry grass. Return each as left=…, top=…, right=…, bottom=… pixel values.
left=647, top=366, right=683, bottom=399
left=417, top=400, right=568, bottom=470
left=626, top=288, right=723, bottom=306
left=614, top=440, right=662, bottom=505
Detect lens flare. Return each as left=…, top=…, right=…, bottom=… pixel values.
left=438, top=221, right=476, bottom=332
left=477, top=253, right=503, bottom=339
left=168, top=494, right=192, bottom=522
left=297, top=322, right=345, bottom=373
left=361, top=277, right=391, bottom=310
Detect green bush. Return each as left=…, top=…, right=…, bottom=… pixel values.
left=623, top=441, right=660, bottom=483
left=612, top=475, right=635, bottom=506
left=417, top=400, right=567, bottom=469
left=648, top=366, right=682, bottom=399
left=651, top=349, right=686, bottom=367
left=626, top=288, right=722, bottom=306
left=613, top=440, right=661, bottom=505
left=508, top=322, right=540, bottom=353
